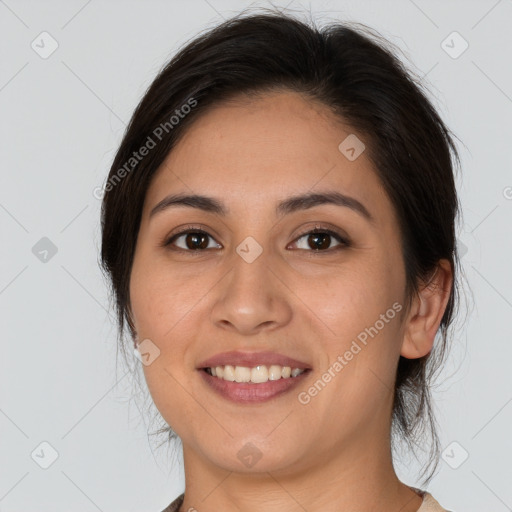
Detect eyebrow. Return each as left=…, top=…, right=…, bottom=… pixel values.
left=149, top=190, right=373, bottom=222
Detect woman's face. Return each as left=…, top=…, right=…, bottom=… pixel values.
left=129, top=91, right=410, bottom=474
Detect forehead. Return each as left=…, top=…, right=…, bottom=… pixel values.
left=143, top=91, right=390, bottom=219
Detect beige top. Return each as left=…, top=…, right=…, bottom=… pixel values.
left=161, top=489, right=451, bottom=511
left=417, top=490, right=451, bottom=511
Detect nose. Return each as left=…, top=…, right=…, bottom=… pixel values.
left=210, top=250, right=293, bottom=336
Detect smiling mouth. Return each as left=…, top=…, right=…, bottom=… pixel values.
left=199, top=364, right=311, bottom=404
left=202, top=364, right=309, bottom=384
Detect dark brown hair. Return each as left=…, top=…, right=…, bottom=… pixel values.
left=99, top=7, right=462, bottom=486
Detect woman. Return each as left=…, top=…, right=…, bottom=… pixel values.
left=100, top=8, right=461, bottom=512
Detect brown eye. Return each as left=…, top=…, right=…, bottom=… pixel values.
left=292, top=228, right=349, bottom=252
left=165, top=230, right=221, bottom=251
left=310, top=233, right=331, bottom=250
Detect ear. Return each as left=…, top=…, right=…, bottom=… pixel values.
left=400, top=259, right=453, bottom=359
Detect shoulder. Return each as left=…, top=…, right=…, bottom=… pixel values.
left=160, top=492, right=184, bottom=512
left=161, top=490, right=456, bottom=512
left=418, top=491, right=453, bottom=512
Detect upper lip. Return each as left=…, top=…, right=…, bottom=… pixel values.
left=197, top=350, right=311, bottom=370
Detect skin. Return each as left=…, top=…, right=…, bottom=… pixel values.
left=129, top=91, right=453, bottom=512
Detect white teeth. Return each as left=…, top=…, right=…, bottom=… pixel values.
left=234, top=366, right=251, bottom=383
left=205, top=364, right=306, bottom=383
left=268, top=365, right=282, bottom=381
left=251, top=365, right=268, bottom=383
left=223, top=365, right=235, bottom=381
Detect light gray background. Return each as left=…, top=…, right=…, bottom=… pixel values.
left=1, top=0, right=511, bottom=510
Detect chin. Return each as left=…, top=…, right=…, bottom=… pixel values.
left=203, top=437, right=306, bottom=474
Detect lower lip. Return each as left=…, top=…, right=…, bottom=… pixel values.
left=198, top=369, right=311, bottom=403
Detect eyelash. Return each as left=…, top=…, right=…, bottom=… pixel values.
left=162, top=224, right=351, bottom=255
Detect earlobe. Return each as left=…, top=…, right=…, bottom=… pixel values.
left=400, top=260, right=453, bottom=360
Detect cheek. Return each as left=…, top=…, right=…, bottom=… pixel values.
left=298, top=276, right=404, bottom=429
left=293, top=257, right=405, bottom=401
left=295, top=259, right=403, bottom=342
left=129, top=251, right=201, bottom=340
left=130, top=260, right=203, bottom=435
